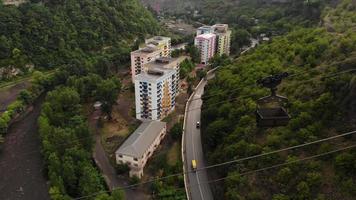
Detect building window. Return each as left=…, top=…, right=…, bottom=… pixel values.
left=134, top=158, right=138, bottom=161
left=119, top=154, right=123, bottom=158
left=134, top=164, right=138, bottom=167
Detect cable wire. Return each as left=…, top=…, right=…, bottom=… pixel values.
left=0, top=68, right=355, bottom=168
left=73, top=142, right=356, bottom=199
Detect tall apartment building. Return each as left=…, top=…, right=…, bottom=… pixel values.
left=194, top=24, right=232, bottom=64
left=134, top=56, right=185, bottom=121
left=134, top=66, right=177, bottom=121
left=196, top=25, right=215, bottom=35
left=143, top=56, right=187, bottom=96
left=194, top=33, right=216, bottom=65
left=130, top=45, right=162, bottom=81
left=145, top=36, right=171, bottom=57
left=130, top=36, right=172, bottom=81
left=213, top=24, right=232, bottom=56
left=115, top=120, right=166, bottom=178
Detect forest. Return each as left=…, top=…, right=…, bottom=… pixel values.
left=0, top=0, right=159, bottom=80
left=202, top=0, right=356, bottom=199
left=1, top=0, right=160, bottom=199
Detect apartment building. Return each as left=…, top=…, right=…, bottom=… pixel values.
left=143, top=56, right=185, bottom=93
left=134, top=65, right=177, bottom=121
left=196, top=25, right=215, bottom=35
left=130, top=36, right=172, bottom=81
left=130, top=45, right=162, bottom=81
left=213, top=24, right=232, bottom=56
left=145, top=36, right=171, bottom=57
left=194, top=24, right=232, bottom=64
left=194, top=33, right=216, bottom=65
left=115, top=121, right=166, bottom=178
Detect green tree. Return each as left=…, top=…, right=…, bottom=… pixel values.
left=96, top=78, right=121, bottom=119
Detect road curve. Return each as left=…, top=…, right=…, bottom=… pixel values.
left=183, top=77, right=214, bottom=200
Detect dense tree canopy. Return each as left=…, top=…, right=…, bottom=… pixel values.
left=201, top=1, right=356, bottom=199
left=0, top=0, right=159, bottom=80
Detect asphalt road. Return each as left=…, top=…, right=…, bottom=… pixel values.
left=184, top=78, right=214, bottom=200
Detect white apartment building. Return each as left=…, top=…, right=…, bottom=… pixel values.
left=115, top=121, right=166, bottom=178
left=134, top=66, right=177, bottom=121
left=143, top=57, right=185, bottom=94
left=194, top=33, right=216, bottom=65
left=213, top=24, right=232, bottom=56
left=134, top=56, right=185, bottom=121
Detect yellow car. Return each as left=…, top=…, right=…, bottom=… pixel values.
left=192, top=160, right=197, bottom=171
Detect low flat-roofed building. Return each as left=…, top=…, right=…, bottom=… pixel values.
left=115, top=121, right=167, bottom=178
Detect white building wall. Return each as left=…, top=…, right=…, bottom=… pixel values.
left=115, top=126, right=167, bottom=178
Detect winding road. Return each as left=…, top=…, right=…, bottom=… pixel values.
left=183, top=75, right=214, bottom=200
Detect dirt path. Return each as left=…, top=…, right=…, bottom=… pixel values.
left=0, top=96, right=50, bottom=200
left=0, top=81, right=31, bottom=113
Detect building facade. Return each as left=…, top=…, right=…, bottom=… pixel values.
left=130, top=36, right=172, bottom=82
left=145, top=36, right=171, bottom=57
left=134, top=66, right=177, bottom=121
left=115, top=121, right=167, bottom=178
left=194, top=24, right=232, bottom=64
left=194, top=33, right=216, bottom=65
left=130, top=45, right=162, bottom=81
left=213, top=24, right=232, bottom=56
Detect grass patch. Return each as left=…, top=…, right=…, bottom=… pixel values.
left=101, top=110, right=130, bottom=154
left=167, top=142, right=180, bottom=166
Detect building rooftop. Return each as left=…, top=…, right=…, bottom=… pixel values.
left=198, top=26, right=213, bottom=29
left=145, top=36, right=171, bottom=46
left=196, top=33, right=216, bottom=39
left=144, top=57, right=185, bottom=69
left=115, top=121, right=166, bottom=158
left=213, top=24, right=229, bottom=33
left=131, top=45, right=159, bottom=55
left=135, top=66, right=175, bottom=82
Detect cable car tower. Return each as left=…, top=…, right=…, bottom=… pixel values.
left=256, top=72, right=290, bottom=127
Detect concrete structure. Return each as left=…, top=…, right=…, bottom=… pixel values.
left=134, top=56, right=185, bottom=121
left=134, top=65, right=177, bottom=121
left=195, top=24, right=231, bottom=63
left=145, top=36, right=171, bottom=58
left=145, top=57, right=185, bottom=89
left=194, top=33, right=216, bottom=65
left=115, top=121, right=166, bottom=178
left=130, top=36, right=172, bottom=81
left=196, top=26, right=214, bottom=36
left=213, top=24, right=232, bottom=56
left=130, top=45, right=162, bottom=81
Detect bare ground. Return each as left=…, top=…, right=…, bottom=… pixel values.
left=0, top=96, right=50, bottom=200
left=0, top=81, right=31, bottom=113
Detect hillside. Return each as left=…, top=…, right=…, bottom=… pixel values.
left=0, top=0, right=159, bottom=80
left=202, top=0, right=356, bottom=199
left=0, top=0, right=160, bottom=199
